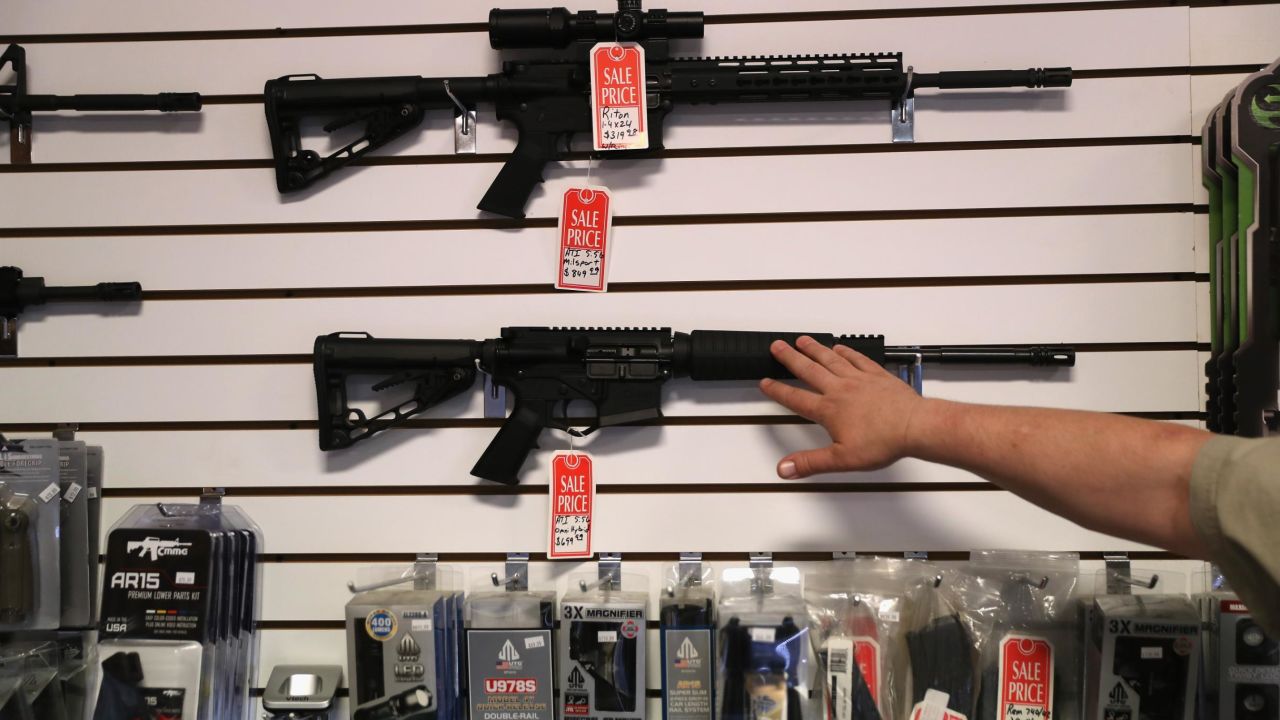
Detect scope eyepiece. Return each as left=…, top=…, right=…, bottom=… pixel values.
left=488, top=5, right=703, bottom=49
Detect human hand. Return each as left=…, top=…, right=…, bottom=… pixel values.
left=759, top=336, right=927, bottom=478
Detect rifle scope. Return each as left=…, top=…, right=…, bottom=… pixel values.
left=489, top=3, right=704, bottom=49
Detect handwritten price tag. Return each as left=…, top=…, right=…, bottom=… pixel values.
left=997, top=635, right=1054, bottom=720
left=590, top=43, right=648, bottom=151
left=556, top=186, right=612, bottom=292
left=548, top=451, right=595, bottom=559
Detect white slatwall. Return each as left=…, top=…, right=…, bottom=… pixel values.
left=1, top=0, right=1272, bottom=703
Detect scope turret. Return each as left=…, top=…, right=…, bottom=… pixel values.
left=488, top=2, right=703, bottom=49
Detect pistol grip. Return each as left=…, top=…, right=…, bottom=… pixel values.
left=477, top=132, right=560, bottom=219
left=471, top=401, right=546, bottom=484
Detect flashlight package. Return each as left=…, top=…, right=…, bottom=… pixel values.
left=903, top=567, right=986, bottom=720
left=1084, top=571, right=1199, bottom=720
left=963, top=551, right=1081, bottom=720
left=560, top=570, right=648, bottom=720
left=659, top=560, right=716, bottom=720
left=465, top=571, right=556, bottom=720
left=0, top=439, right=63, bottom=632
left=0, top=633, right=97, bottom=720
left=96, top=498, right=263, bottom=720
left=805, top=558, right=927, bottom=720
left=345, top=562, right=465, bottom=720
left=717, top=564, right=815, bottom=720
left=1197, top=581, right=1278, bottom=720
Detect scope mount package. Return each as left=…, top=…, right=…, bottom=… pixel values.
left=805, top=557, right=931, bottom=720
left=717, top=563, right=816, bottom=720
left=560, top=567, right=648, bottom=720
left=345, top=559, right=464, bottom=720
left=659, top=557, right=716, bottom=720
left=96, top=495, right=263, bottom=720
left=465, top=563, right=556, bottom=720
left=0, top=438, right=63, bottom=632
left=1084, top=570, right=1200, bottom=720
left=1198, top=583, right=1279, bottom=720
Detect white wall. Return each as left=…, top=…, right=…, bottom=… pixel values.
left=2, top=0, right=1274, bottom=702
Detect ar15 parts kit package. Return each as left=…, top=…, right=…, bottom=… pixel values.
left=1085, top=589, right=1200, bottom=720
left=560, top=569, right=648, bottom=720
left=95, top=497, right=263, bottom=720
left=718, top=564, right=814, bottom=720
left=465, top=568, right=556, bottom=720
left=659, top=559, right=715, bottom=720
left=805, top=558, right=927, bottom=720
left=962, top=551, right=1080, bottom=720
left=346, top=562, right=465, bottom=720
left=0, top=439, right=63, bottom=632
left=1200, top=590, right=1279, bottom=720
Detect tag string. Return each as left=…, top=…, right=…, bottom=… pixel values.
left=585, top=154, right=597, bottom=188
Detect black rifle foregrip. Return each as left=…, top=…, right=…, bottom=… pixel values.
left=684, top=331, right=885, bottom=381
left=21, top=92, right=203, bottom=112
left=471, top=402, right=546, bottom=484
left=933, top=68, right=1072, bottom=89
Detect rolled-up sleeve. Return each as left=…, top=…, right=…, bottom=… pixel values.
left=1191, top=435, right=1280, bottom=635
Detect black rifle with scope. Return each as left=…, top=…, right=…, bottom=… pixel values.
left=0, top=44, right=202, bottom=164
left=314, top=327, right=1075, bottom=484
left=265, top=1, right=1072, bottom=218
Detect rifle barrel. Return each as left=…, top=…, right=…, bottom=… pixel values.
left=6, top=93, right=202, bottom=113
left=885, top=346, right=1075, bottom=366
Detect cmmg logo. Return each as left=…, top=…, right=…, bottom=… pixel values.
left=126, top=536, right=193, bottom=561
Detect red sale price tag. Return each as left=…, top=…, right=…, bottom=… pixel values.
left=997, top=635, right=1054, bottom=720
left=556, top=186, right=612, bottom=292
left=590, top=43, right=649, bottom=151
left=548, top=451, right=595, bottom=559
left=853, top=637, right=881, bottom=705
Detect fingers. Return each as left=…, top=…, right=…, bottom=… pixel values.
left=777, top=446, right=843, bottom=479
left=793, top=335, right=860, bottom=378
left=832, top=344, right=887, bottom=374
left=759, top=377, right=822, bottom=419
left=769, top=339, right=835, bottom=390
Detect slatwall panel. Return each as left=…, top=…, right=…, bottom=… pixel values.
left=2, top=0, right=1271, bottom=699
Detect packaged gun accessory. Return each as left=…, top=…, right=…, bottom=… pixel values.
left=1200, top=589, right=1279, bottom=720
left=718, top=556, right=815, bottom=720
left=56, top=440, right=93, bottom=628
left=261, top=665, right=343, bottom=720
left=904, top=569, right=979, bottom=719
left=660, top=554, right=715, bottom=720
left=84, top=446, right=105, bottom=615
left=1085, top=568, right=1200, bottom=720
left=346, top=556, right=463, bottom=720
left=561, top=555, right=647, bottom=720
left=466, top=555, right=557, bottom=720
left=0, top=438, right=62, bottom=632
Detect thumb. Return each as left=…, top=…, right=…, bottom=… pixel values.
left=777, top=446, right=842, bottom=479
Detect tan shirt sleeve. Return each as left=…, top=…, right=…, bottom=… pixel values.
left=1191, top=435, right=1280, bottom=636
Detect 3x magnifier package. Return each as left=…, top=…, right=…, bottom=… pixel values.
left=465, top=563, right=556, bottom=720
left=559, top=567, right=648, bottom=720
left=717, top=563, right=816, bottom=720
left=345, top=560, right=466, bottom=720
left=660, top=559, right=716, bottom=720
left=1083, top=568, right=1200, bottom=720
left=95, top=497, right=263, bottom=720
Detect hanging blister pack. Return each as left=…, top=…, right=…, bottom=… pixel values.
left=56, top=440, right=92, bottom=629
left=805, top=557, right=927, bottom=720
left=95, top=496, right=263, bottom=720
left=0, top=438, right=62, bottom=632
left=346, top=557, right=463, bottom=720
left=1199, top=568, right=1280, bottom=720
left=83, top=447, right=104, bottom=617
left=1084, top=568, right=1200, bottom=720
left=961, top=551, right=1080, bottom=720
left=466, top=555, right=557, bottom=720
left=560, top=557, right=648, bottom=720
left=718, top=558, right=816, bottom=720
left=904, top=567, right=985, bottom=720
left=659, top=555, right=716, bottom=720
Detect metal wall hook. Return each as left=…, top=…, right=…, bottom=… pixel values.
left=347, top=553, right=437, bottom=594
left=666, top=551, right=702, bottom=597
left=579, top=552, right=622, bottom=593
left=749, top=551, right=773, bottom=595
left=491, top=552, right=529, bottom=592
left=1103, top=552, right=1158, bottom=595
left=1110, top=570, right=1160, bottom=591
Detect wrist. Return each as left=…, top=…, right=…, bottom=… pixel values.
left=902, top=397, right=954, bottom=460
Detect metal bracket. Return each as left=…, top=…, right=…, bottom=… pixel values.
left=890, top=66, right=916, bottom=143
left=1103, top=552, right=1157, bottom=594
left=492, top=552, right=529, bottom=592
left=904, top=551, right=929, bottom=560
left=52, top=423, right=78, bottom=442
left=598, top=552, right=622, bottom=592
left=676, top=551, right=703, bottom=588
left=0, top=316, right=16, bottom=357
left=483, top=374, right=507, bottom=419
left=749, top=551, right=773, bottom=595
left=443, top=79, right=477, bottom=155
left=832, top=551, right=856, bottom=561
left=896, top=352, right=925, bottom=395
left=198, top=487, right=225, bottom=508
left=412, top=553, right=439, bottom=591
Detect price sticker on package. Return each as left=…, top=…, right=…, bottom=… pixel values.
left=997, top=635, right=1053, bottom=720
left=548, top=451, right=595, bottom=559
left=556, top=186, right=612, bottom=292
left=590, top=43, right=648, bottom=150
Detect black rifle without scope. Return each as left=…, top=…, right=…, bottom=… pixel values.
left=265, top=1, right=1071, bottom=218
left=0, top=266, right=143, bottom=357
left=0, top=44, right=202, bottom=164
left=314, top=327, right=1074, bottom=484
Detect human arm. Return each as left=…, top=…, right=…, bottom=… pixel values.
left=758, top=336, right=1213, bottom=558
